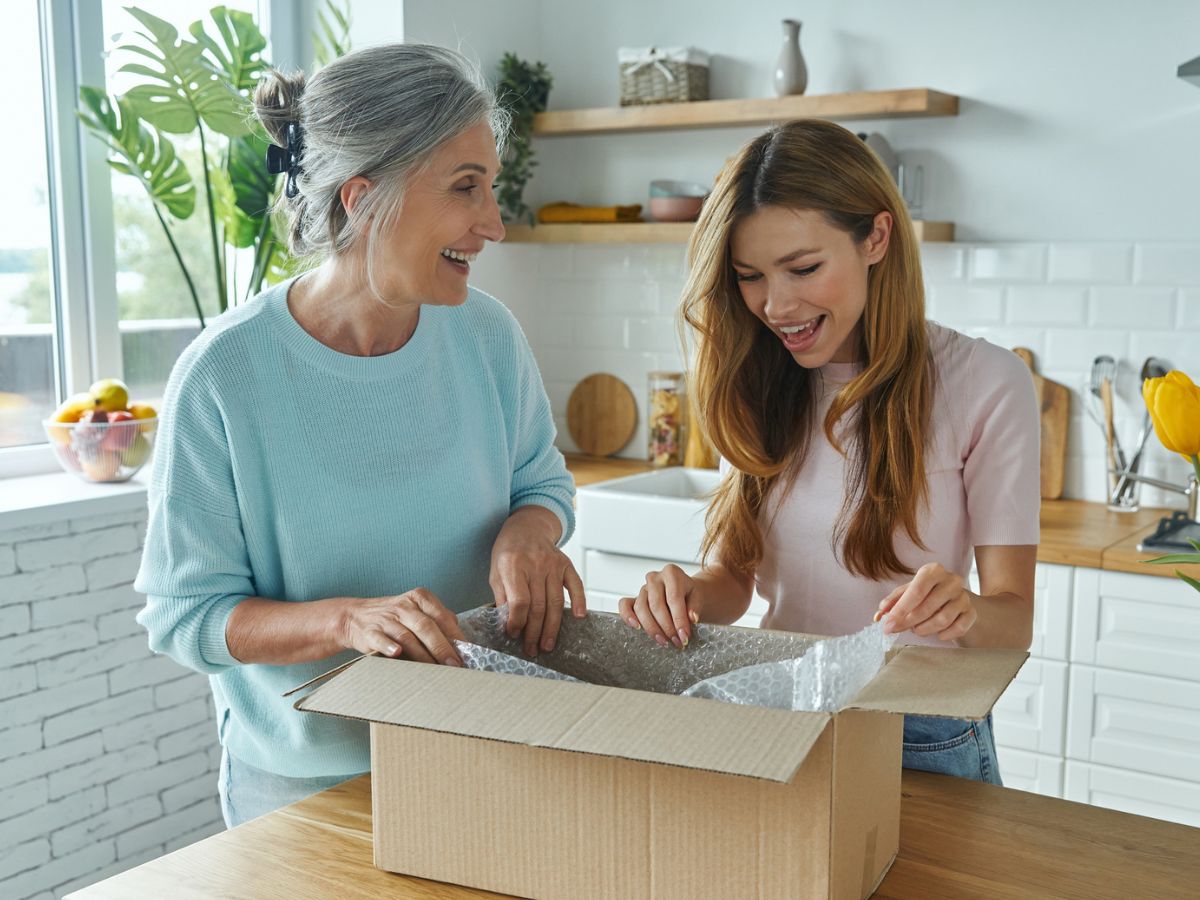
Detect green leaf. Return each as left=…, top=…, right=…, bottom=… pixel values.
left=119, top=6, right=248, bottom=137
left=1176, top=571, right=1200, bottom=593
left=190, top=6, right=267, bottom=97
left=226, top=127, right=275, bottom=224
left=77, top=86, right=195, bottom=219
left=1141, top=552, right=1200, bottom=566
left=209, top=162, right=258, bottom=248
left=312, top=0, right=352, bottom=69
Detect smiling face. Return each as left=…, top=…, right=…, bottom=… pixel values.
left=730, top=206, right=891, bottom=366
left=363, top=121, right=506, bottom=306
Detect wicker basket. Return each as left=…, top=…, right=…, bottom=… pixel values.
left=617, top=46, right=710, bottom=106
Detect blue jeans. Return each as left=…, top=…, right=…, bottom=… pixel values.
left=218, top=747, right=362, bottom=828
left=902, top=713, right=1003, bottom=785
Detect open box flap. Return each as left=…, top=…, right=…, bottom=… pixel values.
left=294, top=655, right=831, bottom=782
left=847, top=645, right=1028, bottom=719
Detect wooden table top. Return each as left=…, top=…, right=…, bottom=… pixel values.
left=564, top=455, right=1200, bottom=580
left=67, top=770, right=1200, bottom=899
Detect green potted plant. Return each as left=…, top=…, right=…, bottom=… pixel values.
left=494, top=53, right=553, bottom=226
left=77, top=2, right=351, bottom=329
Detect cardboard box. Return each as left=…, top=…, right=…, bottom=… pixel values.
left=293, top=623, right=1025, bottom=900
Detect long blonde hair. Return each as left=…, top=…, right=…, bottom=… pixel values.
left=683, top=119, right=933, bottom=581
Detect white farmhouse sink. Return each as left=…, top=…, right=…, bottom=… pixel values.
left=575, top=467, right=721, bottom=563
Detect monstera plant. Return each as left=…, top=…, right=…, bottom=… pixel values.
left=77, top=3, right=351, bottom=328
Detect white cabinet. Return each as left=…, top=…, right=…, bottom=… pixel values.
left=1071, top=569, right=1200, bottom=683
left=994, top=746, right=1064, bottom=798
left=971, top=561, right=1072, bottom=659
left=1064, top=761, right=1200, bottom=828
left=1066, top=664, right=1200, bottom=785
left=991, top=658, right=1068, bottom=755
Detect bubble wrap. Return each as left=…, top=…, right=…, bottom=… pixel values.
left=455, top=607, right=894, bottom=713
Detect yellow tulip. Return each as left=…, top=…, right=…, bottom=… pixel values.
left=1143, top=370, right=1200, bottom=460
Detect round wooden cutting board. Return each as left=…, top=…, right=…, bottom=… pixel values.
left=566, top=373, right=638, bottom=457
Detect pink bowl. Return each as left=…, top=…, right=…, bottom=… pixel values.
left=649, top=195, right=704, bottom=222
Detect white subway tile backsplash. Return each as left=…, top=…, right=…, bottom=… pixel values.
left=1006, top=286, right=1088, bottom=325
left=1134, top=243, right=1200, bottom=285
left=1043, top=328, right=1132, bottom=371
left=1128, top=332, right=1200, bottom=376
left=969, top=244, right=1047, bottom=282
left=1048, top=244, right=1133, bottom=284
left=927, top=284, right=1003, bottom=323
left=627, top=317, right=679, bottom=353
left=1178, top=290, right=1200, bottom=329
left=959, top=326, right=1048, bottom=359
left=535, top=245, right=573, bottom=279
left=920, top=244, right=967, bottom=281
left=570, top=315, right=627, bottom=350
left=1089, top=288, right=1176, bottom=329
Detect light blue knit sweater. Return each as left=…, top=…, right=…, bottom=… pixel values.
left=134, top=278, right=574, bottom=777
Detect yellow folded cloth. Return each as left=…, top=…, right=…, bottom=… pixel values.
left=537, top=202, right=643, bottom=224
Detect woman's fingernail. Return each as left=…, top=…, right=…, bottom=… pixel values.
left=689, top=610, right=700, bottom=625
left=678, top=629, right=689, bottom=648
left=386, top=644, right=398, bottom=656
left=631, top=619, right=642, bottom=630
left=542, top=637, right=555, bottom=652
left=443, top=656, right=462, bottom=667
left=671, top=635, right=683, bottom=649
left=655, top=634, right=669, bottom=647
left=873, top=611, right=882, bottom=623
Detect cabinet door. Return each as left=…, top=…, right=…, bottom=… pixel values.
left=1071, top=568, right=1200, bottom=682
left=584, top=590, right=626, bottom=615
left=991, top=658, right=1068, bottom=755
left=970, top=561, right=1071, bottom=660
left=1064, top=761, right=1200, bottom=828
left=994, top=746, right=1064, bottom=798
left=1066, top=664, right=1200, bottom=784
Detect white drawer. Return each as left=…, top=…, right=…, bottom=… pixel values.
left=969, top=561, right=1071, bottom=660
left=994, top=746, right=1063, bottom=798
left=1066, top=665, right=1200, bottom=784
left=991, top=658, right=1067, bottom=755
left=1071, top=568, right=1200, bottom=682
left=1064, top=761, right=1200, bottom=828
left=583, top=550, right=769, bottom=618
left=584, top=590, right=625, bottom=615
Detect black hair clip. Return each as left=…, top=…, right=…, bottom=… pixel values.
left=265, top=121, right=304, bottom=199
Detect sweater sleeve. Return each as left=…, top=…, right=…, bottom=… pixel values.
left=134, top=361, right=253, bottom=674
left=962, top=342, right=1042, bottom=547
left=506, top=318, right=576, bottom=546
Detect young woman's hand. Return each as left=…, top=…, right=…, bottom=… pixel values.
left=490, top=506, right=586, bottom=657
left=875, top=562, right=977, bottom=642
left=618, top=564, right=703, bottom=649
left=340, top=589, right=467, bottom=665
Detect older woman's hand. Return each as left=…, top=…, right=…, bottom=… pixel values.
left=490, top=506, right=586, bottom=656
left=340, top=589, right=467, bottom=666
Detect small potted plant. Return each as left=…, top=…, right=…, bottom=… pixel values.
left=495, top=53, right=552, bottom=225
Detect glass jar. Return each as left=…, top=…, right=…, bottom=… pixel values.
left=647, top=371, right=685, bottom=467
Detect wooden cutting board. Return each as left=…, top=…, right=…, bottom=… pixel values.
left=1013, top=347, right=1069, bottom=500
left=566, top=373, right=638, bottom=457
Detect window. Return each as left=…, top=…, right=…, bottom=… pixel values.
left=0, top=0, right=297, bottom=478
left=0, top=2, right=57, bottom=452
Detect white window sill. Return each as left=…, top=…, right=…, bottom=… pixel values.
left=0, top=471, right=149, bottom=531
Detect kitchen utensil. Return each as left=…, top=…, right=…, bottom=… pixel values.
left=566, top=373, right=638, bottom=457
left=1100, top=375, right=1118, bottom=498
left=1012, top=348, right=1070, bottom=500
left=1112, top=356, right=1173, bottom=505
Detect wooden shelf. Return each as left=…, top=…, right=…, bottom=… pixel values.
left=533, top=88, right=958, bottom=137
left=504, top=220, right=955, bottom=244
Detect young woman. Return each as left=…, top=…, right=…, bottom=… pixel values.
left=619, top=119, right=1039, bottom=783
left=135, top=44, right=583, bottom=826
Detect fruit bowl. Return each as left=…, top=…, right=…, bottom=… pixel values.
left=43, top=416, right=157, bottom=483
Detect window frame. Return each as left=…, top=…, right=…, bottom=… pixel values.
left=0, top=0, right=298, bottom=480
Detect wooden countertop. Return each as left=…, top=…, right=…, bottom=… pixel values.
left=563, top=455, right=1200, bottom=580
left=67, top=770, right=1200, bottom=899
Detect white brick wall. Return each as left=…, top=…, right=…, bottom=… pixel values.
left=478, top=240, right=1200, bottom=510
left=0, top=508, right=222, bottom=900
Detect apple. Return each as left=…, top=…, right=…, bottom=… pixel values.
left=89, top=378, right=129, bottom=413
left=120, top=434, right=151, bottom=469
left=101, top=411, right=137, bottom=451
left=80, top=450, right=121, bottom=482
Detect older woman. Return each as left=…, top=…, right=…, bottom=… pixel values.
left=134, top=44, right=583, bottom=827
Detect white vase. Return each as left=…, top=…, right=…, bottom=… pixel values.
left=773, top=19, right=808, bottom=97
